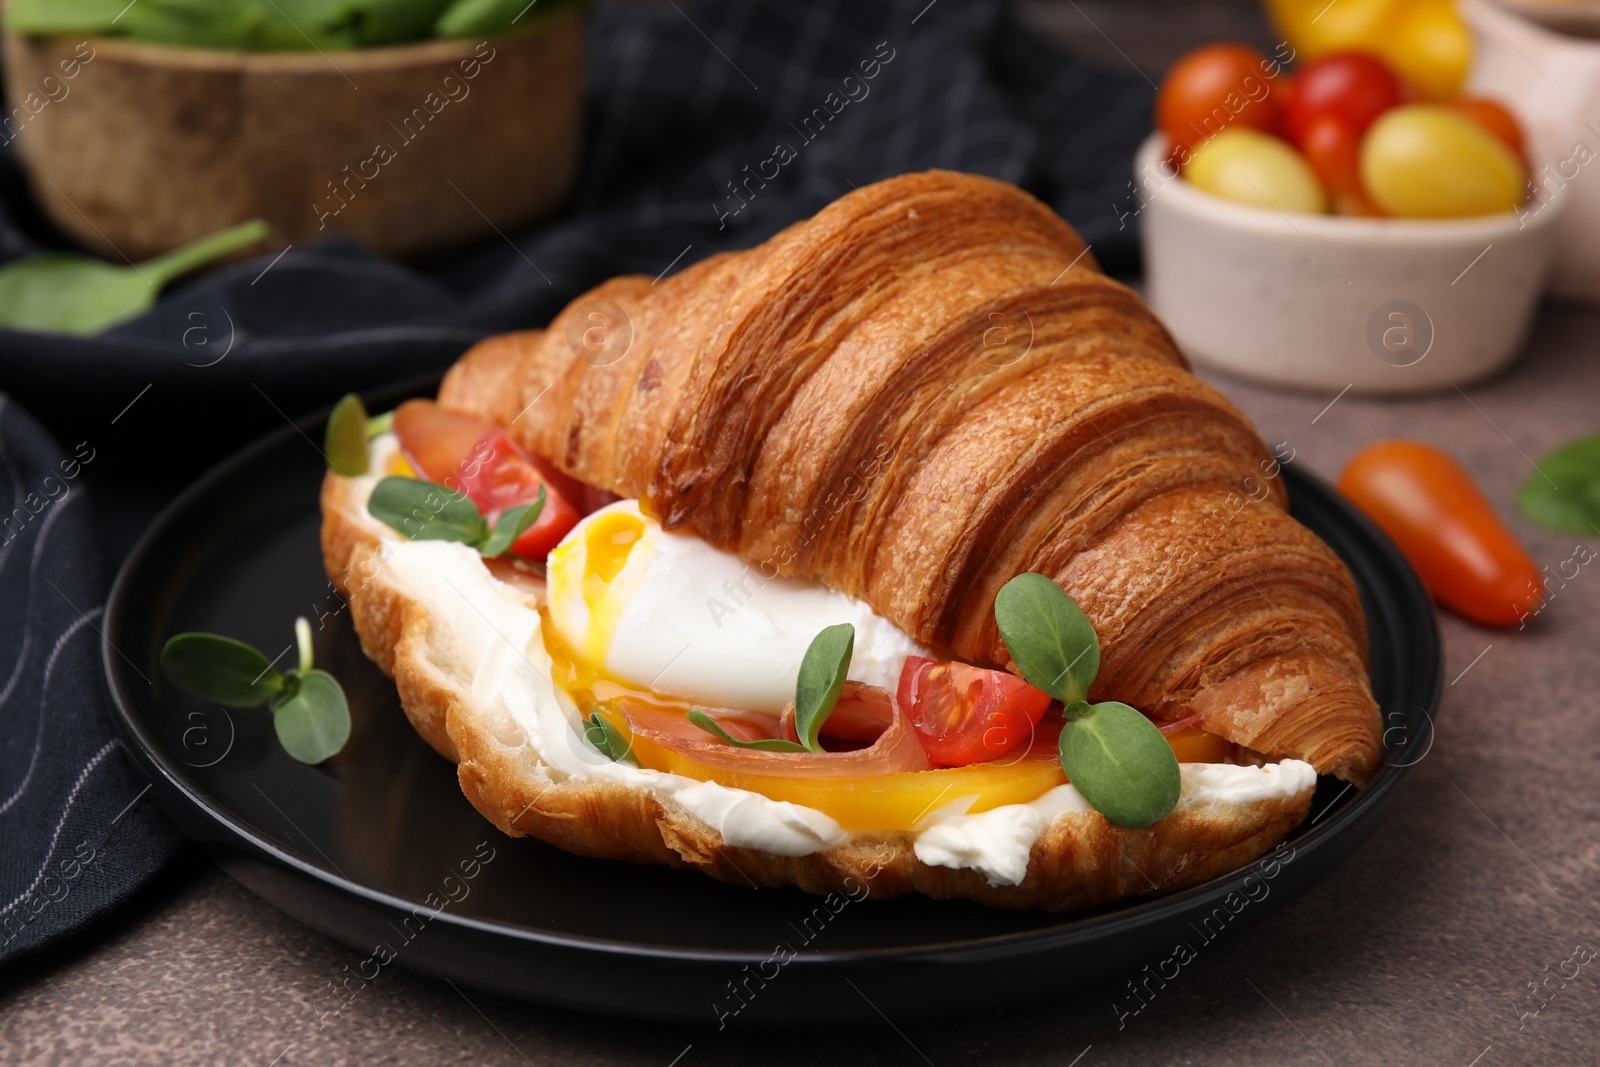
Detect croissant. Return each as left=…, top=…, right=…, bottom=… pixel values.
left=321, top=170, right=1382, bottom=910
left=438, top=169, right=1383, bottom=787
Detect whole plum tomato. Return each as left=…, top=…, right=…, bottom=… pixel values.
left=1158, top=43, right=1282, bottom=160
left=1283, top=52, right=1408, bottom=148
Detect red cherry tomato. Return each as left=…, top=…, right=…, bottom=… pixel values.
left=1338, top=440, right=1544, bottom=627
left=393, top=399, right=584, bottom=559
left=1300, top=113, right=1362, bottom=200
left=1158, top=43, right=1282, bottom=161
left=1450, top=97, right=1527, bottom=162
left=1283, top=52, right=1407, bottom=148
left=896, top=656, right=1052, bottom=767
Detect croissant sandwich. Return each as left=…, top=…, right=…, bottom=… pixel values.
left=321, top=170, right=1383, bottom=910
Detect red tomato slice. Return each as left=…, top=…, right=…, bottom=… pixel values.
left=896, top=656, right=1052, bottom=767
left=392, top=399, right=583, bottom=559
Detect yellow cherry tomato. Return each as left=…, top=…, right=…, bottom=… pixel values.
left=1388, top=0, right=1474, bottom=101
left=1184, top=127, right=1328, bottom=214
left=1263, top=0, right=1472, bottom=101
left=1360, top=105, right=1525, bottom=218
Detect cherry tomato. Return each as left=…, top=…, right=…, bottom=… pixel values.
left=393, top=399, right=584, bottom=559
left=1282, top=52, right=1407, bottom=147
left=1158, top=43, right=1282, bottom=160
left=1184, top=127, right=1328, bottom=214
left=1450, top=97, right=1527, bottom=163
left=1386, top=0, right=1473, bottom=102
left=1299, top=113, right=1363, bottom=201
left=1338, top=440, right=1544, bottom=627
left=1263, top=0, right=1472, bottom=101
left=896, top=656, right=1052, bottom=767
left=1360, top=106, right=1524, bottom=218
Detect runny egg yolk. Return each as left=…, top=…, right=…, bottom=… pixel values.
left=564, top=507, right=644, bottom=669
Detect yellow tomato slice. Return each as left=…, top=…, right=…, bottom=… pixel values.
left=1165, top=725, right=1233, bottom=764
left=603, top=710, right=1068, bottom=831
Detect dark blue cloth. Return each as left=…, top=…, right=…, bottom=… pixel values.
left=0, top=397, right=183, bottom=965
left=0, top=0, right=1151, bottom=963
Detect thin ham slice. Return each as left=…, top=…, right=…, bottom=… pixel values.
left=618, top=681, right=932, bottom=777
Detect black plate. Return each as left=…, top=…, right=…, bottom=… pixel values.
left=104, top=382, right=1441, bottom=1026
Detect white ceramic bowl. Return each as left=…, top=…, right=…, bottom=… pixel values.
left=1136, top=133, right=1564, bottom=395
left=1470, top=1, right=1600, bottom=303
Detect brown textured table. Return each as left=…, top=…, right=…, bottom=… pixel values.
left=2, top=301, right=1597, bottom=1065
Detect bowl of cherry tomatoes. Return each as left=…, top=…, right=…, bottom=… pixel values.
left=1137, top=42, right=1564, bottom=395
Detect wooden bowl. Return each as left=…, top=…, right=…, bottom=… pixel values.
left=1, top=10, right=584, bottom=262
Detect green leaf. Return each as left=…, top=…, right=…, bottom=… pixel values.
left=583, top=711, right=636, bottom=765
left=366, top=410, right=394, bottom=439
left=340, top=0, right=456, bottom=46
left=367, top=476, right=488, bottom=545
left=6, top=0, right=129, bottom=35
left=140, top=220, right=270, bottom=287
left=687, top=710, right=808, bottom=752
left=115, top=0, right=363, bottom=50
left=794, top=623, right=853, bottom=754
left=0, top=220, right=267, bottom=335
left=435, top=0, right=576, bottom=37
left=324, top=393, right=370, bottom=477
left=1059, top=701, right=1181, bottom=829
left=994, top=572, right=1099, bottom=704
left=270, top=669, right=351, bottom=764
left=160, top=633, right=283, bottom=708
left=479, top=489, right=545, bottom=558
left=1519, top=434, right=1600, bottom=536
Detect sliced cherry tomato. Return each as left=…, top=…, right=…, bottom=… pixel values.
left=1158, top=43, right=1282, bottom=161
left=393, top=399, right=583, bottom=559
left=1451, top=97, right=1527, bottom=163
left=896, top=656, right=1052, bottom=767
left=1282, top=52, right=1408, bottom=148
left=1338, top=440, right=1544, bottom=627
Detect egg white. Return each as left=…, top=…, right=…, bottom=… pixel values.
left=545, top=500, right=930, bottom=713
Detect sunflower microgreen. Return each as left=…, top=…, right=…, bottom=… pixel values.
left=793, top=623, right=854, bottom=754
left=583, top=711, right=637, bottom=765
left=160, top=617, right=351, bottom=764
left=366, top=476, right=544, bottom=559
left=995, top=573, right=1180, bottom=829
left=688, top=710, right=807, bottom=752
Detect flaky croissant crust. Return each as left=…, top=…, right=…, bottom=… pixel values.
left=439, top=170, right=1382, bottom=785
